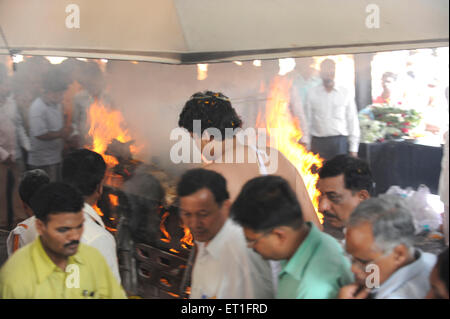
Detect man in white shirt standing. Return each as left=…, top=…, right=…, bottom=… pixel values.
left=28, top=67, right=72, bottom=182
left=304, top=59, right=360, bottom=160
left=177, top=168, right=274, bottom=299
left=62, top=148, right=121, bottom=283
left=0, top=64, right=30, bottom=229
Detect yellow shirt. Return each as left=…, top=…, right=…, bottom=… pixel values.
left=0, top=237, right=126, bottom=299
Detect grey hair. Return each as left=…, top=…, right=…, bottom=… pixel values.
left=348, top=194, right=416, bottom=255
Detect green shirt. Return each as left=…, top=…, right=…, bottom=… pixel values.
left=276, top=222, right=353, bottom=299
left=0, top=237, right=126, bottom=299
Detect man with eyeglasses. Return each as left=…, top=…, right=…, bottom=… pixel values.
left=231, top=175, right=353, bottom=299
left=177, top=168, right=274, bottom=299
left=338, top=194, right=436, bottom=299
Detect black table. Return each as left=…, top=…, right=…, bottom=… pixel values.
left=358, top=141, right=444, bottom=195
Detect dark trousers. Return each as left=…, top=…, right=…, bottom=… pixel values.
left=311, top=135, right=349, bottom=161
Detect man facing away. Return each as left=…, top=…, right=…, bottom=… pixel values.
left=62, top=148, right=121, bottom=283
left=304, top=59, right=360, bottom=160
left=177, top=168, right=274, bottom=299
left=338, top=195, right=436, bottom=299
left=178, top=91, right=321, bottom=230
left=0, top=182, right=126, bottom=299
left=6, top=169, right=50, bottom=256
left=316, top=154, right=374, bottom=240
left=230, top=175, right=353, bottom=299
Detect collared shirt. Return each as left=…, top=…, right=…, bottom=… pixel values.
left=190, top=219, right=274, bottom=299
left=6, top=216, right=38, bottom=256
left=28, top=97, right=64, bottom=166
left=0, top=237, right=126, bottom=299
left=82, top=203, right=121, bottom=283
left=371, top=249, right=436, bottom=299
left=277, top=222, right=354, bottom=299
left=304, top=85, right=360, bottom=152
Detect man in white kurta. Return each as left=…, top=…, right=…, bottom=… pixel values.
left=191, top=219, right=274, bottom=299
left=177, top=168, right=274, bottom=299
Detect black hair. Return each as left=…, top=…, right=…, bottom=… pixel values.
left=18, top=169, right=50, bottom=207
left=437, top=248, right=449, bottom=294
left=31, top=182, right=84, bottom=222
left=176, top=168, right=229, bottom=206
left=318, top=154, right=374, bottom=195
left=178, top=91, right=243, bottom=140
left=41, top=66, right=71, bottom=93
left=230, top=175, right=304, bottom=231
left=62, top=148, right=106, bottom=197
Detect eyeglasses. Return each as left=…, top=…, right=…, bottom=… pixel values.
left=245, top=229, right=272, bottom=248
left=344, top=251, right=385, bottom=270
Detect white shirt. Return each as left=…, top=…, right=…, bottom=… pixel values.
left=28, top=97, right=64, bottom=166
left=304, top=85, right=360, bottom=153
left=6, top=216, right=38, bottom=256
left=81, top=203, right=121, bottom=283
left=373, top=249, right=436, bottom=299
left=190, top=219, right=274, bottom=299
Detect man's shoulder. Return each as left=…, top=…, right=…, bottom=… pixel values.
left=81, top=218, right=115, bottom=245
left=308, top=226, right=349, bottom=268
left=77, top=242, right=110, bottom=262
left=216, top=222, right=249, bottom=259
left=0, top=242, right=35, bottom=279
left=420, top=251, right=438, bottom=269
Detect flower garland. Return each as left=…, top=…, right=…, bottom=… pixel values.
left=359, top=103, right=422, bottom=143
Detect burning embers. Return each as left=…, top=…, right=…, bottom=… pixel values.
left=87, top=100, right=141, bottom=178
left=84, top=100, right=193, bottom=298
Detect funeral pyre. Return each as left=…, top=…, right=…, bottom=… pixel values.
left=86, top=100, right=193, bottom=299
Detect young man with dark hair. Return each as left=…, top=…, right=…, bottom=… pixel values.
left=62, top=148, right=120, bottom=283
left=0, top=182, right=126, bottom=298
left=230, top=175, right=353, bottom=299
left=316, top=154, right=374, bottom=238
left=6, top=169, right=50, bottom=256
left=177, top=168, right=274, bottom=299
left=178, top=91, right=321, bottom=230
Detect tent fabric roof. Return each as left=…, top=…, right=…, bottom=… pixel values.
left=0, top=0, right=448, bottom=64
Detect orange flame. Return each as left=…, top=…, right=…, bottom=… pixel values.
left=160, top=212, right=171, bottom=243
left=93, top=204, right=104, bottom=217
left=87, top=100, right=137, bottom=166
left=109, top=194, right=119, bottom=207
left=260, top=76, right=324, bottom=223
left=180, top=224, right=194, bottom=248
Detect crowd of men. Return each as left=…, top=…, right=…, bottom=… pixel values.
left=0, top=58, right=448, bottom=299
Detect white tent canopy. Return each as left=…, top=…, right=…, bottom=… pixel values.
left=0, top=0, right=448, bottom=64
